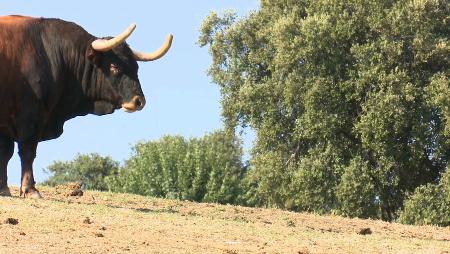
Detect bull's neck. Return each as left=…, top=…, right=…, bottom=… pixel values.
left=61, top=40, right=100, bottom=100
left=41, top=19, right=101, bottom=101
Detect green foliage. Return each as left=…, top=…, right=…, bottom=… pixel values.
left=43, top=153, right=120, bottom=191
left=399, top=170, right=450, bottom=226
left=200, top=0, right=449, bottom=220
left=108, top=136, right=187, bottom=198
left=289, top=145, right=342, bottom=213
left=336, top=156, right=379, bottom=218
left=107, top=131, right=244, bottom=204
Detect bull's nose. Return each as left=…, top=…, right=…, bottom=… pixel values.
left=122, top=95, right=146, bottom=112
left=133, top=95, right=146, bottom=110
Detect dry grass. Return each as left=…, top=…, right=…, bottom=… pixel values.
left=0, top=186, right=449, bottom=254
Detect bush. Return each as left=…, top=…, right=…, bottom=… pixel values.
left=43, top=153, right=120, bottom=191
left=107, top=131, right=245, bottom=204
left=398, top=170, right=450, bottom=226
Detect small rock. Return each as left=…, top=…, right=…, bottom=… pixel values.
left=4, top=218, right=18, bottom=225
left=100, top=226, right=107, bottom=231
left=67, top=182, right=84, bottom=197
left=358, top=227, right=372, bottom=235
left=55, top=181, right=84, bottom=197
left=19, top=232, right=26, bottom=236
left=69, top=189, right=83, bottom=197
left=95, top=233, right=104, bottom=237
left=83, top=217, right=92, bottom=224
left=286, top=220, right=296, bottom=227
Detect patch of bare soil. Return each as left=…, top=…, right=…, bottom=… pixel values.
left=0, top=185, right=449, bottom=254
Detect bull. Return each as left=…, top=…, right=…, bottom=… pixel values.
left=0, top=15, right=173, bottom=198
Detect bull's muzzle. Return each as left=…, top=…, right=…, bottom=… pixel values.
left=122, top=95, right=146, bottom=113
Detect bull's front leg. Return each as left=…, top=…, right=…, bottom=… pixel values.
left=18, top=142, right=42, bottom=198
left=0, top=134, right=14, bottom=196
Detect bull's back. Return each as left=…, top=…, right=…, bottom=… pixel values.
left=0, top=15, right=38, bottom=77
left=0, top=15, right=39, bottom=134
left=0, top=15, right=38, bottom=59
left=0, top=16, right=31, bottom=94
left=0, top=15, right=37, bottom=48
left=0, top=15, right=34, bottom=24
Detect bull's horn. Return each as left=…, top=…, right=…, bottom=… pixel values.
left=91, top=24, right=136, bottom=52
left=132, top=34, right=173, bottom=61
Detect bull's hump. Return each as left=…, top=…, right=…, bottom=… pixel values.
left=0, top=15, right=36, bottom=25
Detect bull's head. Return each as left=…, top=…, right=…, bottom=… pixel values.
left=87, top=24, right=172, bottom=115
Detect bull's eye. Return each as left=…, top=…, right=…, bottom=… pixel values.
left=109, top=64, right=120, bottom=75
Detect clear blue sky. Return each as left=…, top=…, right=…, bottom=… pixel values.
left=2, top=1, right=259, bottom=185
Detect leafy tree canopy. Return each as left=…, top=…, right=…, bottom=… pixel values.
left=200, top=0, right=449, bottom=220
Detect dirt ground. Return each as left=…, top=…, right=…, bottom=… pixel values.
left=0, top=186, right=449, bottom=254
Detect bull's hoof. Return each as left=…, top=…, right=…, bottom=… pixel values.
left=20, top=187, right=42, bottom=199
left=25, top=190, right=42, bottom=199
left=0, top=187, right=11, bottom=197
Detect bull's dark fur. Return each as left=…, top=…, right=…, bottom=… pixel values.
left=0, top=15, right=146, bottom=196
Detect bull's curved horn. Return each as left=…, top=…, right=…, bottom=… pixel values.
left=132, top=34, right=173, bottom=61
left=91, top=24, right=136, bottom=52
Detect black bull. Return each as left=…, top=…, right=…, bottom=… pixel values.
left=0, top=15, right=172, bottom=198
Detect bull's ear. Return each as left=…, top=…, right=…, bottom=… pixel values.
left=87, top=46, right=102, bottom=66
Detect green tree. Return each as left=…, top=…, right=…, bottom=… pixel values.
left=200, top=0, right=449, bottom=220
left=43, top=153, right=120, bottom=191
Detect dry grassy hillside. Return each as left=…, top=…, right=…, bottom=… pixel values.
left=0, top=186, right=449, bottom=253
